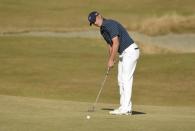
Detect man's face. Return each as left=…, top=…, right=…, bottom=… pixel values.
left=93, top=15, right=102, bottom=27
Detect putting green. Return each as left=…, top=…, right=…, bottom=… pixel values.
left=0, top=95, right=194, bottom=131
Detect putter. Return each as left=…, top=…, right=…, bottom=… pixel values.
left=88, top=67, right=110, bottom=112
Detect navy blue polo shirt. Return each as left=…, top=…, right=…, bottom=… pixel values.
left=100, top=19, right=134, bottom=54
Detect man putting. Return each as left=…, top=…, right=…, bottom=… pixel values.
left=88, top=11, right=140, bottom=115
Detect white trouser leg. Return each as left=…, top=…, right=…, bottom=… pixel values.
left=118, top=43, right=139, bottom=112
left=118, top=58, right=124, bottom=108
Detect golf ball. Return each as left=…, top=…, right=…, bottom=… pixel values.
left=86, top=115, right=91, bottom=119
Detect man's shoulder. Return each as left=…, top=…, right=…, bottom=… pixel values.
left=102, top=19, right=119, bottom=30
left=103, top=19, right=118, bottom=26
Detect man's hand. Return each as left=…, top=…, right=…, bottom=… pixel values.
left=107, top=59, right=115, bottom=68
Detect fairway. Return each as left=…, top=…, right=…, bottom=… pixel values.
left=1, top=95, right=195, bottom=131
left=0, top=36, right=195, bottom=106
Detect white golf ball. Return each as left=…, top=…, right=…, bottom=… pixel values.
left=86, top=115, right=91, bottom=119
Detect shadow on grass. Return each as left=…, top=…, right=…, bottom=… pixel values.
left=101, top=108, right=146, bottom=115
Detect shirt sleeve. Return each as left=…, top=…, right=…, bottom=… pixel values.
left=106, top=23, right=119, bottom=39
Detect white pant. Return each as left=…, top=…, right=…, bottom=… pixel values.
left=118, top=43, right=140, bottom=112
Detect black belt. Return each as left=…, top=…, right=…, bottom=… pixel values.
left=134, top=47, right=139, bottom=50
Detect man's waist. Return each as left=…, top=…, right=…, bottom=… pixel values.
left=118, top=42, right=139, bottom=55
left=120, top=43, right=139, bottom=54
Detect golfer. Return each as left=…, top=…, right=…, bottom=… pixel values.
left=88, top=11, right=140, bottom=115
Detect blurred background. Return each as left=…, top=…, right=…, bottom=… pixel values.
left=0, top=0, right=194, bottom=34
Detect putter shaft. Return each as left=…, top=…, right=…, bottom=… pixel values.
left=88, top=68, right=110, bottom=112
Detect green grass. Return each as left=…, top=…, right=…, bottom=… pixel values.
left=0, top=95, right=195, bottom=131
left=0, top=36, right=195, bottom=131
left=0, top=0, right=194, bottom=34
left=134, top=54, right=195, bottom=106
left=0, top=36, right=194, bottom=106
left=0, top=37, right=109, bottom=100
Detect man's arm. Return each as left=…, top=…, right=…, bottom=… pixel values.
left=108, top=44, right=112, bottom=57
left=107, top=36, right=119, bottom=68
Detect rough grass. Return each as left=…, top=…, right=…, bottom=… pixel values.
left=0, top=0, right=194, bottom=35
left=136, top=14, right=195, bottom=35
left=137, top=42, right=174, bottom=54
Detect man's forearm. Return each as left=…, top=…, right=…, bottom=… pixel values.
left=108, top=45, right=112, bottom=57
left=107, top=36, right=119, bottom=68
left=109, top=37, right=119, bottom=61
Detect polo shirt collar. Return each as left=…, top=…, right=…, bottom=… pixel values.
left=100, top=18, right=107, bottom=29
